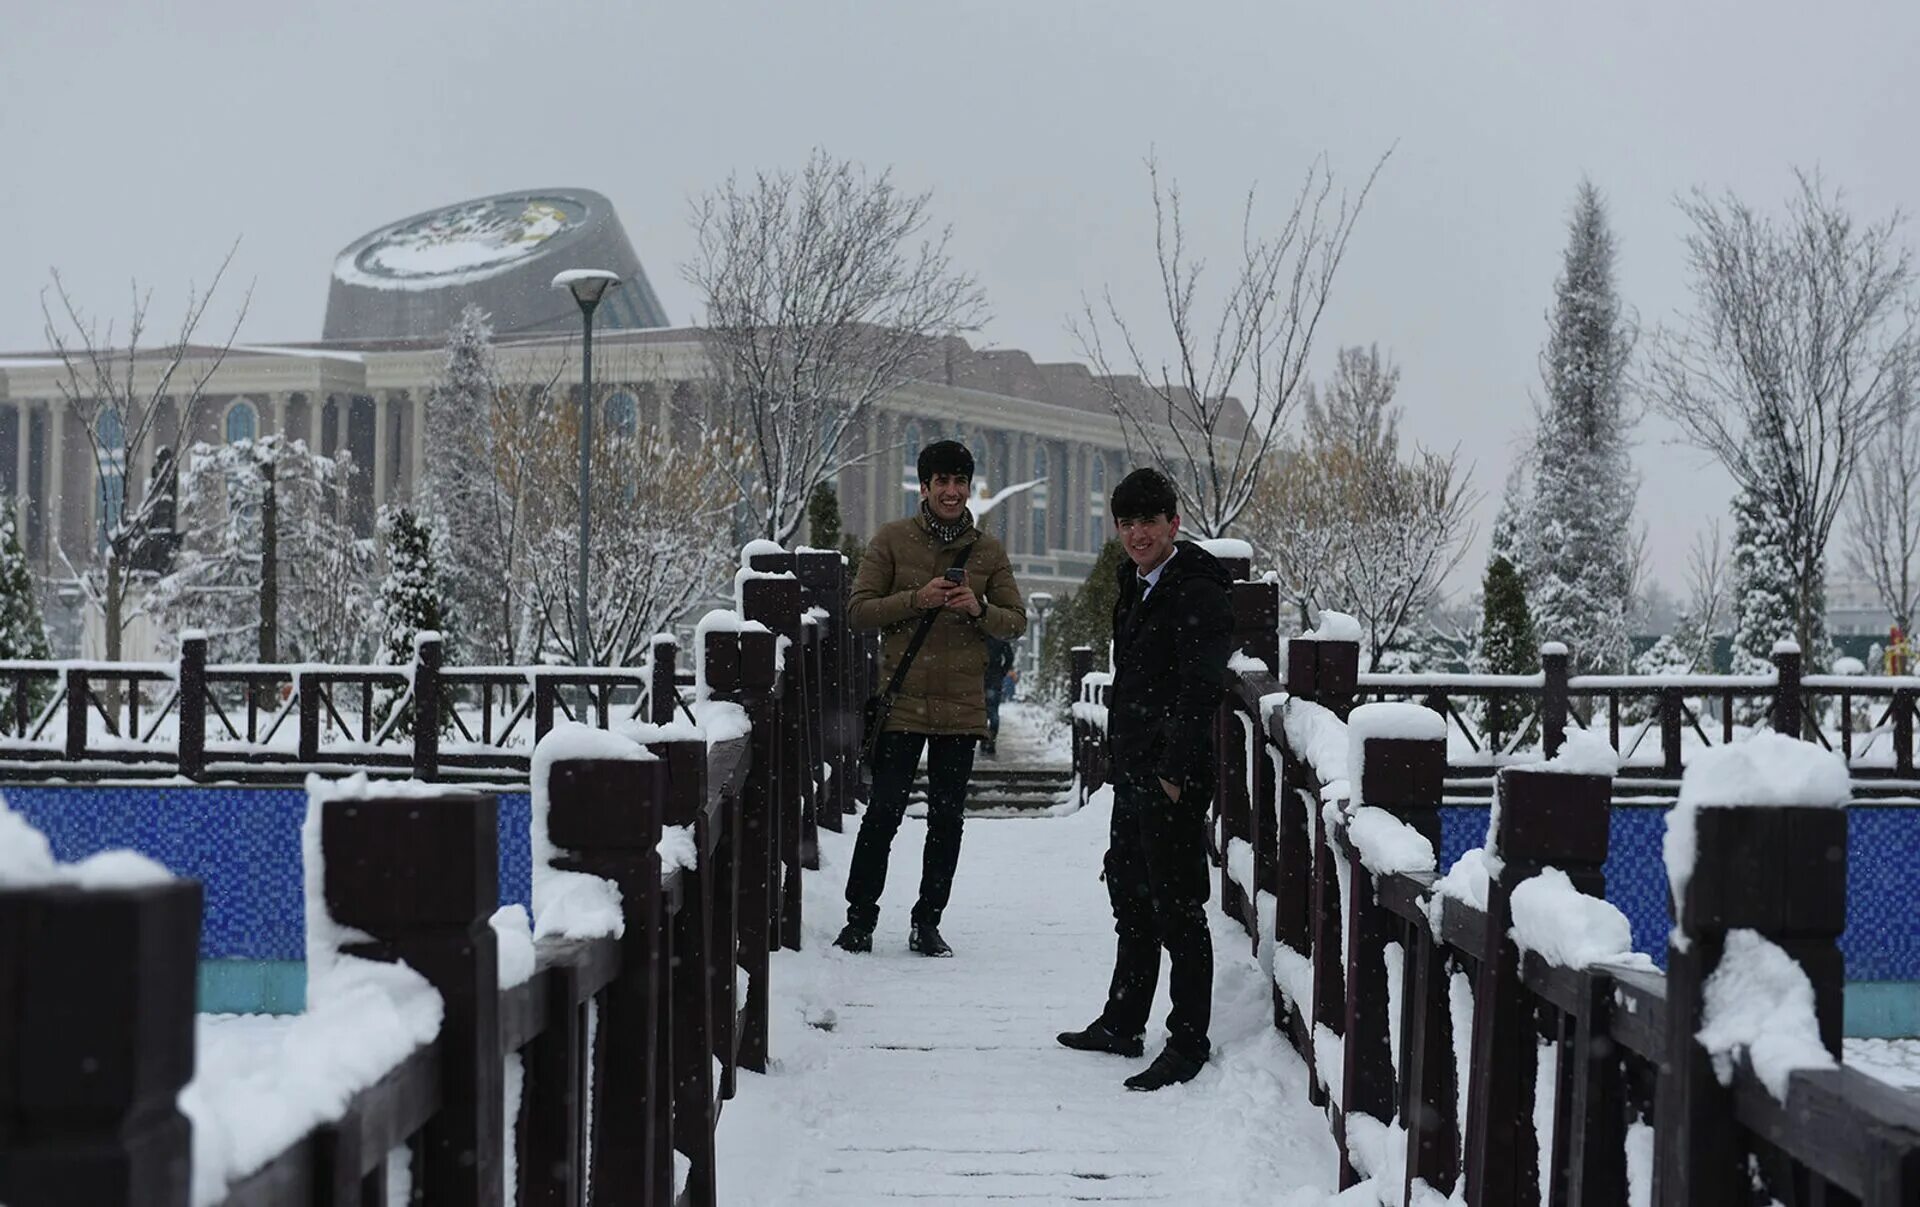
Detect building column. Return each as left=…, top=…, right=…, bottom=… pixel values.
left=14, top=404, right=28, bottom=518
left=372, top=393, right=390, bottom=511
left=410, top=390, right=426, bottom=499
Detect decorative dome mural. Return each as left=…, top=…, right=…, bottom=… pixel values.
left=322, top=188, right=669, bottom=341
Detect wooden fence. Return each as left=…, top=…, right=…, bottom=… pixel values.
left=0, top=547, right=867, bottom=793
left=1071, top=569, right=1920, bottom=1205
left=0, top=548, right=858, bottom=1207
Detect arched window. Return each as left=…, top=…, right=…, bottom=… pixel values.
left=605, top=391, right=639, bottom=441
left=1030, top=444, right=1050, bottom=554
left=225, top=400, right=258, bottom=444
left=901, top=420, right=923, bottom=516
left=97, top=409, right=127, bottom=550
left=1088, top=454, right=1108, bottom=549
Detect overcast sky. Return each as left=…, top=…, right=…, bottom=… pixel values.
left=6, top=0, right=1918, bottom=599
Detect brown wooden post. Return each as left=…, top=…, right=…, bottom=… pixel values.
left=296, top=669, right=320, bottom=766
left=1654, top=795, right=1847, bottom=1207
left=714, top=626, right=779, bottom=1071
left=411, top=632, right=442, bottom=781
left=1463, top=767, right=1611, bottom=1207
left=797, top=549, right=852, bottom=826
left=1773, top=642, right=1804, bottom=738
left=178, top=633, right=207, bottom=781
left=545, top=756, right=672, bottom=1204
left=657, top=735, right=718, bottom=1206
left=322, top=787, right=503, bottom=1207
left=534, top=672, right=556, bottom=742
left=1540, top=642, right=1570, bottom=759
left=64, top=665, right=88, bottom=761
left=522, top=955, right=588, bottom=1207
left=1070, top=646, right=1094, bottom=805
left=743, top=567, right=806, bottom=952
left=1896, top=688, right=1915, bottom=776
left=0, top=878, right=201, bottom=1207
left=651, top=634, right=679, bottom=725
left=1660, top=686, right=1684, bottom=778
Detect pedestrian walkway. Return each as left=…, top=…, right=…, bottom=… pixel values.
left=715, top=752, right=1344, bottom=1205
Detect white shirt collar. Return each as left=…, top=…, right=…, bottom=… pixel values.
left=1137, top=546, right=1177, bottom=598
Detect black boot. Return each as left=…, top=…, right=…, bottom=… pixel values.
left=1055, top=1020, right=1144, bottom=1058
left=908, top=922, right=953, bottom=957
left=1124, top=1045, right=1207, bottom=1091
left=833, top=923, right=873, bottom=953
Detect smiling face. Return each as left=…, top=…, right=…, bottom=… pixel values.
left=921, top=471, right=972, bottom=523
left=1115, top=511, right=1179, bottom=574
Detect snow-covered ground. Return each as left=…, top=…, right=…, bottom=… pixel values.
left=713, top=779, right=1345, bottom=1206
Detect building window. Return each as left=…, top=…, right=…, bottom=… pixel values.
left=225, top=400, right=258, bottom=444
left=97, top=409, right=126, bottom=550
left=901, top=421, right=922, bottom=516
left=1088, top=454, right=1108, bottom=549
left=605, top=391, right=639, bottom=441
left=1030, top=444, right=1050, bottom=554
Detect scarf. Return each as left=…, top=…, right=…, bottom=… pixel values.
left=921, top=500, right=973, bottom=547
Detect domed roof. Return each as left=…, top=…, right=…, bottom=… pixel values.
left=322, top=188, right=669, bottom=341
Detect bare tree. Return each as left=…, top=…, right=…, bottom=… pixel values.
left=39, top=249, right=249, bottom=665
left=1844, top=355, right=1920, bottom=634
left=1072, top=150, right=1388, bottom=538
left=1242, top=346, right=1476, bottom=663
left=683, top=149, right=989, bottom=544
left=1644, top=171, right=1915, bottom=661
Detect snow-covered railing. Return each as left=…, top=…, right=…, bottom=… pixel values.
left=1201, top=605, right=1920, bottom=1205
left=1067, top=648, right=1111, bottom=805
left=0, top=578, right=844, bottom=1207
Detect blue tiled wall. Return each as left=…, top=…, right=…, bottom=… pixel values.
left=7, top=786, right=533, bottom=961
left=1438, top=804, right=1920, bottom=980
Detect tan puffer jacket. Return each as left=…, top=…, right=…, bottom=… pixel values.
left=848, top=513, right=1027, bottom=736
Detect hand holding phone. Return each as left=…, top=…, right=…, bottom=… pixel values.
left=943, top=567, right=967, bottom=584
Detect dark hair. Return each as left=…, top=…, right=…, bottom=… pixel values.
left=1110, top=466, right=1179, bottom=523
left=917, top=439, right=974, bottom=485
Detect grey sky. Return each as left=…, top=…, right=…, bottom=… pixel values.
left=6, top=0, right=1918, bottom=598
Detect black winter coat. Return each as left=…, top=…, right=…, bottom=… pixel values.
left=1105, top=541, right=1236, bottom=798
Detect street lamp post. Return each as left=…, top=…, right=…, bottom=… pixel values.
left=1028, top=590, right=1054, bottom=686
left=552, top=269, right=622, bottom=665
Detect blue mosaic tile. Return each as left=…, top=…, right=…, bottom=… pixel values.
left=6, top=786, right=534, bottom=961
left=1439, top=804, right=1920, bottom=980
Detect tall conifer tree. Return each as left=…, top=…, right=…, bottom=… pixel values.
left=1528, top=181, right=1638, bottom=673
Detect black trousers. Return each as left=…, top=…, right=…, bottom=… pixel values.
left=844, top=730, right=977, bottom=931
left=1098, top=777, right=1213, bottom=1061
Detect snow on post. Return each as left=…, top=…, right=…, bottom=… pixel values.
left=0, top=796, right=196, bottom=1202
left=529, top=724, right=650, bottom=940
left=1343, top=702, right=1444, bottom=876
left=1286, top=610, right=1360, bottom=708
left=1656, top=732, right=1850, bottom=1195
left=303, top=773, right=498, bottom=1205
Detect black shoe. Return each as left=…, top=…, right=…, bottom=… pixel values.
left=981, top=741, right=997, bottom=757
left=1124, top=1045, right=1207, bottom=1091
left=1056, top=1020, right=1145, bottom=1058
left=833, top=923, right=873, bottom=953
left=908, top=922, right=953, bottom=957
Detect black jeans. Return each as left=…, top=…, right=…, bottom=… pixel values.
left=1098, top=776, right=1213, bottom=1061
left=845, top=730, right=977, bottom=931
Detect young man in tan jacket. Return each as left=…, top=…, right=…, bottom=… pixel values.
left=837, top=440, right=1027, bottom=957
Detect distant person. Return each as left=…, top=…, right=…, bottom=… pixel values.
left=839, top=440, right=1027, bottom=958
left=983, top=635, right=1016, bottom=756
left=1057, top=467, right=1233, bottom=1091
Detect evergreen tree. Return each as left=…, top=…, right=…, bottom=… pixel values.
left=1040, top=539, right=1127, bottom=703
left=1489, top=462, right=1529, bottom=572
left=377, top=505, right=451, bottom=667
left=806, top=480, right=865, bottom=579
left=1527, top=181, right=1638, bottom=674
left=1729, top=484, right=1811, bottom=683
left=421, top=305, right=499, bottom=662
left=1477, top=554, right=1538, bottom=742
left=0, top=504, right=51, bottom=727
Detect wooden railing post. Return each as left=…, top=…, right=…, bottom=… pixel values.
left=296, top=670, right=320, bottom=765
left=321, top=786, right=503, bottom=1207
left=743, top=566, right=807, bottom=952
left=0, top=877, right=201, bottom=1206
left=534, top=672, right=556, bottom=742
left=651, top=635, right=679, bottom=725
left=1660, top=686, right=1684, bottom=778
left=64, top=665, right=88, bottom=760
left=178, top=632, right=207, bottom=781
left=545, top=755, right=673, bottom=1203
left=658, top=735, right=718, bottom=1207
left=1335, top=721, right=1446, bottom=1190
left=1463, top=766, right=1612, bottom=1207
left=1654, top=778, right=1848, bottom=1206
left=712, top=626, right=779, bottom=1071
left=797, top=548, right=852, bottom=829
left=1540, top=642, right=1569, bottom=759
left=1773, top=641, right=1804, bottom=738
left=1220, top=579, right=1282, bottom=928
left=411, top=631, right=442, bottom=780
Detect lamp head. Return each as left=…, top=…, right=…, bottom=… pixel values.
left=551, top=268, right=622, bottom=310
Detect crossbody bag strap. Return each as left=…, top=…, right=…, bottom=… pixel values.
left=878, top=541, right=976, bottom=700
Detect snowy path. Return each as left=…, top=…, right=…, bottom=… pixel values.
left=715, top=782, right=1343, bottom=1207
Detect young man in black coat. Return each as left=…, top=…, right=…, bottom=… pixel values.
left=1058, top=467, right=1235, bottom=1091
